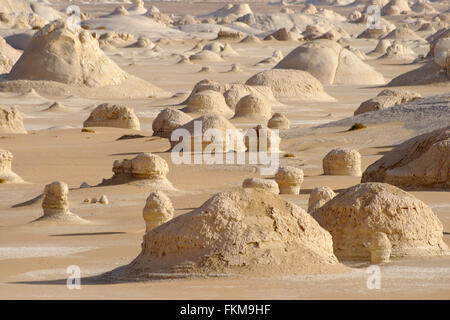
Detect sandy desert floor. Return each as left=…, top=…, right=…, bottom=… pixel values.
left=0, top=0, right=449, bottom=299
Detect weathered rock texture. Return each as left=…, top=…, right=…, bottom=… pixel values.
left=323, top=148, right=362, bottom=176
left=83, top=103, right=140, bottom=130
left=313, top=183, right=448, bottom=259
left=361, top=126, right=450, bottom=190
left=109, top=188, right=344, bottom=279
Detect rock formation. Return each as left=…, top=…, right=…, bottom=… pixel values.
left=307, top=186, right=336, bottom=213
left=101, top=153, right=175, bottom=190
left=313, top=183, right=448, bottom=259
left=242, top=177, right=280, bottom=194
left=0, top=149, right=23, bottom=183
left=275, top=40, right=385, bottom=85
left=361, top=126, right=450, bottom=190
left=83, top=103, right=141, bottom=130
left=0, top=105, right=27, bottom=133
left=109, top=188, right=343, bottom=279
left=245, top=69, right=333, bottom=100
left=143, top=191, right=174, bottom=232
left=323, top=148, right=362, bottom=176
left=275, top=166, right=304, bottom=194
left=152, top=108, right=193, bottom=139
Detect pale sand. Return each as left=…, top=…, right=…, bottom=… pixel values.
left=0, top=0, right=448, bottom=299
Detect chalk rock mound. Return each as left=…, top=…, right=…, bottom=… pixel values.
left=208, top=3, right=253, bottom=18
left=361, top=126, right=450, bottom=190
left=354, top=89, right=422, bottom=115
left=268, top=113, right=290, bottom=129
left=128, top=0, right=147, bottom=15
left=152, top=108, right=193, bottom=139
left=313, top=183, right=448, bottom=259
left=275, top=40, right=385, bottom=85
left=221, top=43, right=239, bottom=57
left=242, top=177, right=279, bottom=194
left=0, top=149, right=23, bottom=183
left=308, top=186, right=336, bottom=213
left=189, top=50, right=223, bottom=62
left=240, top=34, right=262, bottom=43
left=203, top=42, right=224, bottom=54
left=170, top=114, right=246, bottom=152
left=379, top=42, right=416, bottom=60
left=275, top=166, right=304, bottom=194
left=357, top=22, right=395, bottom=39
left=34, top=181, right=87, bottom=223
left=383, top=25, right=423, bottom=41
left=182, top=90, right=233, bottom=117
left=323, top=148, right=361, bottom=176
left=233, top=94, right=272, bottom=120
left=101, top=153, right=175, bottom=190
left=371, top=39, right=392, bottom=55
left=108, top=6, right=129, bottom=16
left=0, top=105, right=26, bottom=134
left=264, top=28, right=297, bottom=41
left=143, top=191, right=174, bottom=232
left=0, top=36, right=21, bottom=74
left=4, top=20, right=167, bottom=98
left=110, top=188, right=342, bottom=280
left=83, top=103, right=140, bottom=130
left=381, top=0, right=411, bottom=16
left=223, top=84, right=277, bottom=109
left=42, top=101, right=71, bottom=113
left=245, top=69, right=334, bottom=101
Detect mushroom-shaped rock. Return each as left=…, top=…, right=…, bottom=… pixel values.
left=323, top=148, right=361, bottom=176
left=182, top=90, right=233, bottom=117
left=102, top=153, right=174, bottom=189
left=223, top=84, right=276, bottom=110
left=361, top=126, right=450, bottom=190
left=313, top=183, right=448, bottom=259
left=83, top=103, right=140, bottom=130
left=244, top=124, right=280, bottom=153
left=307, top=186, right=336, bottom=213
left=152, top=108, right=193, bottom=139
left=0, top=105, right=27, bottom=133
left=268, top=112, right=290, bottom=129
left=0, top=149, right=23, bottom=183
left=370, top=232, right=392, bottom=264
left=37, top=181, right=86, bottom=223
left=275, top=39, right=385, bottom=85
left=233, top=94, right=272, bottom=120
left=354, top=89, right=422, bottom=115
left=143, top=191, right=174, bottom=232
left=245, top=69, right=333, bottom=101
left=275, top=166, right=304, bottom=194
left=170, top=114, right=246, bottom=153
left=111, top=188, right=343, bottom=279
left=242, top=177, right=279, bottom=194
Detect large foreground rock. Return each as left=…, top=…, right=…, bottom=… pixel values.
left=313, top=183, right=448, bottom=259
left=108, top=188, right=344, bottom=280
left=361, top=126, right=450, bottom=190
